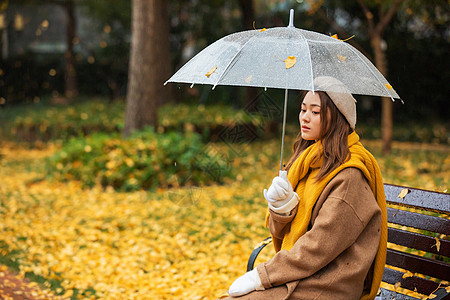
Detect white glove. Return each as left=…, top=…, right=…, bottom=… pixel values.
left=228, top=269, right=264, bottom=297
left=263, top=170, right=299, bottom=214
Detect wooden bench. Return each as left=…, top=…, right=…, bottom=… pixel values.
left=247, top=184, right=450, bottom=300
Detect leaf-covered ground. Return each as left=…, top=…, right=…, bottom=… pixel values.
left=0, top=138, right=448, bottom=299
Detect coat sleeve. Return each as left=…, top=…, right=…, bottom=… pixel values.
left=257, top=168, right=379, bottom=288
left=267, top=206, right=298, bottom=240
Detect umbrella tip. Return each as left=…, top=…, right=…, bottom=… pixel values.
left=288, top=9, right=295, bottom=28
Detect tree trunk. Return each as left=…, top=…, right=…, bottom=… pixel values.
left=123, top=0, right=171, bottom=136
left=64, top=0, right=78, bottom=99
left=357, top=0, right=404, bottom=154
left=371, top=34, right=392, bottom=154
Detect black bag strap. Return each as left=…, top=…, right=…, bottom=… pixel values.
left=246, top=237, right=272, bottom=272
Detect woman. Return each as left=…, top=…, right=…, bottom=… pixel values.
left=225, top=77, right=387, bottom=300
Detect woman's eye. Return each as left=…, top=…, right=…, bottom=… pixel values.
left=312, top=111, right=320, bottom=115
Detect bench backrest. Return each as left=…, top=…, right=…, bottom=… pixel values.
left=382, top=184, right=450, bottom=299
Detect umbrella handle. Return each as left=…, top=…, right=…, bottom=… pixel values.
left=280, top=89, right=289, bottom=171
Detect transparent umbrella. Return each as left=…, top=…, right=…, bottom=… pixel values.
left=165, top=9, right=401, bottom=170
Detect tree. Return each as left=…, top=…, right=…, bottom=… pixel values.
left=356, top=0, right=404, bottom=154
left=123, top=0, right=171, bottom=136
left=62, top=0, right=78, bottom=99
left=303, top=0, right=405, bottom=154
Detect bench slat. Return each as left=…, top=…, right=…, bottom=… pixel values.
left=382, top=267, right=445, bottom=296
left=387, top=207, right=450, bottom=235
left=386, top=249, right=450, bottom=281
left=388, top=227, right=450, bottom=256
left=379, top=287, right=450, bottom=300
left=379, top=288, right=421, bottom=300
left=384, top=184, right=450, bottom=214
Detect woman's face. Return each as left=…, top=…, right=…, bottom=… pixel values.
left=299, top=91, right=323, bottom=141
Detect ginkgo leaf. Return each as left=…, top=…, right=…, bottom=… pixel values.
left=330, top=33, right=355, bottom=41
left=398, top=188, right=410, bottom=200
left=402, top=271, right=414, bottom=278
left=284, top=56, right=297, bottom=69
left=217, top=291, right=230, bottom=299
left=337, top=54, right=347, bottom=62
left=62, top=289, right=74, bottom=298
left=394, top=282, right=401, bottom=290
left=205, top=66, right=217, bottom=77
left=252, top=21, right=266, bottom=32
left=445, top=286, right=450, bottom=293
left=431, top=237, right=441, bottom=252
left=427, top=294, right=437, bottom=299
left=385, top=83, right=393, bottom=90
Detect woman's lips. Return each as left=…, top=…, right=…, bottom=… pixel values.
left=301, top=125, right=310, bottom=131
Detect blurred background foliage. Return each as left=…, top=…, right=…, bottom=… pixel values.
left=0, top=0, right=448, bottom=122
left=0, top=0, right=448, bottom=191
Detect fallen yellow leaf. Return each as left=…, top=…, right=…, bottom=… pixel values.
left=394, top=282, right=401, bottom=290
left=217, top=291, right=230, bottom=299
left=62, top=289, right=74, bottom=298
left=252, top=21, right=266, bottom=32
left=330, top=33, right=355, bottom=41
left=427, top=294, right=437, bottom=299
left=284, top=56, right=297, bottom=69
left=385, top=83, right=393, bottom=90
left=337, top=54, right=347, bottom=62
left=431, top=237, right=441, bottom=252
left=206, top=66, right=217, bottom=77
left=445, top=286, right=450, bottom=293
left=398, top=188, right=410, bottom=200
left=245, top=75, right=253, bottom=83
left=402, top=271, right=414, bottom=279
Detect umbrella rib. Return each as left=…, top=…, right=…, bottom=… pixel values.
left=299, top=35, right=315, bottom=92
left=342, top=42, right=395, bottom=101
left=212, top=30, right=263, bottom=90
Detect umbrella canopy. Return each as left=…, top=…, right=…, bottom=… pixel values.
left=166, top=10, right=400, bottom=100
left=166, top=9, right=401, bottom=170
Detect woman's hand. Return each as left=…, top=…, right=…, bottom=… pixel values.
left=228, top=269, right=264, bottom=297
left=264, top=170, right=299, bottom=214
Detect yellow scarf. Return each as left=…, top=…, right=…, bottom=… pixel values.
left=269, top=132, right=387, bottom=300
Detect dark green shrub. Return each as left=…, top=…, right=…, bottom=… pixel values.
left=46, top=128, right=233, bottom=191
left=158, top=104, right=264, bottom=128
left=357, top=123, right=449, bottom=144
left=7, top=99, right=124, bottom=143
left=1, top=101, right=268, bottom=144
left=158, top=103, right=268, bottom=142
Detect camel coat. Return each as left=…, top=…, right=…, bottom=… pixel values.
left=227, top=167, right=382, bottom=300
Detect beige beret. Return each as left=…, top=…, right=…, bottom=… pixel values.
left=313, top=76, right=357, bottom=129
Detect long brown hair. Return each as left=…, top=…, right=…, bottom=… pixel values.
left=285, top=91, right=352, bottom=181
